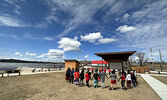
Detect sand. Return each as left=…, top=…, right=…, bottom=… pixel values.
left=152, top=76, right=167, bottom=85
left=0, top=72, right=161, bottom=100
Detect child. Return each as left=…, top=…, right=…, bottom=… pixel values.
left=65, top=68, right=71, bottom=83
left=109, top=70, right=117, bottom=90
left=99, top=69, right=108, bottom=89
left=126, top=70, right=132, bottom=88
left=85, top=71, right=90, bottom=87
left=119, top=70, right=127, bottom=90
left=108, top=69, right=111, bottom=75
left=93, top=69, right=99, bottom=88
left=91, top=67, right=94, bottom=74
left=131, top=71, right=136, bottom=88
left=80, top=69, right=84, bottom=85
left=74, top=69, right=80, bottom=85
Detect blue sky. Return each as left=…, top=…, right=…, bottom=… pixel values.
left=0, top=0, right=167, bottom=62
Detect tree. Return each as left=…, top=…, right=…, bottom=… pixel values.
left=136, top=52, right=145, bottom=67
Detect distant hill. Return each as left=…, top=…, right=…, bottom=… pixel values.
left=0, top=59, right=64, bottom=64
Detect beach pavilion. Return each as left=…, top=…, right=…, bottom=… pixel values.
left=94, top=51, right=136, bottom=70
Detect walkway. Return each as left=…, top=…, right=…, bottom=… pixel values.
left=140, top=74, right=167, bottom=100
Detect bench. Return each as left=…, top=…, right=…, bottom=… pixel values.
left=6, top=70, right=21, bottom=76
left=0, top=70, right=5, bottom=77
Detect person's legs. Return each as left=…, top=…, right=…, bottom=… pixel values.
left=71, top=76, right=74, bottom=84
left=132, top=80, right=136, bottom=88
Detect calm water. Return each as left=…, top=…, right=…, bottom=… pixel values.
left=0, top=62, right=65, bottom=71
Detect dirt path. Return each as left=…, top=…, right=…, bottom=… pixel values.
left=0, top=72, right=161, bottom=100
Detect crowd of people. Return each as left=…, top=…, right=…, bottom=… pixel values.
left=65, top=67, right=137, bottom=90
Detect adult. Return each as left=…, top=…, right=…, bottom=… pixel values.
left=70, top=68, right=74, bottom=84
left=99, top=69, right=108, bottom=89
left=65, top=68, right=71, bottom=83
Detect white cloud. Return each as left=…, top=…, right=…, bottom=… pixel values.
left=26, top=52, right=36, bottom=56
left=0, top=15, right=29, bottom=27
left=84, top=55, right=89, bottom=59
left=15, top=52, right=22, bottom=57
left=123, top=13, right=130, bottom=19
left=58, top=36, right=81, bottom=51
left=81, top=32, right=117, bottom=44
left=116, top=25, right=137, bottom=33
left=43, top=37, right=54, bottom=41
left=117, top=0, right=167, bottom=61
left=38, top=49, right=64, bottom=61
left=81, top=32, right=103, bottom=43
left=15, top=52, right=21, bottom=55
left=98, top=38, right=117, bottom=44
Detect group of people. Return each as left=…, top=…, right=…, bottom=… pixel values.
left=65, top=67, right=137, bottom=90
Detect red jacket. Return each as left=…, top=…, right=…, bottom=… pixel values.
left=121, top=75, right=125, bottom=81
left=74, top=72, right=79, bottom=79
left=91, top=68, right=94, bottom=71
left=85, top=73, right=90, bottom=81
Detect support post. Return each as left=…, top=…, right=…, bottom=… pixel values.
left=159, top=49, right=163, bottom=72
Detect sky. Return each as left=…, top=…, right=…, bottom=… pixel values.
left=0, top=0, right=167, bottom=62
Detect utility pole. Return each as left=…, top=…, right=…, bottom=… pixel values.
left=159, top=49, right=163, bottom=71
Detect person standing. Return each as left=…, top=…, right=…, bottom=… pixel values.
left=131, top=71, right=136, bottom=88
left=74, top=69, right=80, bottom=85
left=70, top=68, right=74, bottom=84
left=85, top=71, right=90, bottom=87
left=93, top=69, right=99, bottom=88
left=119, top=70, right=127, bottom=90
left=126, top=70, right=132, bottom=88
left=99, top=69, right=108, bottom=89
left=108, top=69, right=111, bottom=75
left=109, top=70, right=117, bottom=90
left=91, top=67, right=94, bottom=74
left=80, top=69, right=84, bottom=85
left=65, top=68, right=71, bottom=83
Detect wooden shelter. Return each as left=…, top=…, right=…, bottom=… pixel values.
left=64, top=60, right=80, bottom=70
left=95, top=51, right=136, bottom=69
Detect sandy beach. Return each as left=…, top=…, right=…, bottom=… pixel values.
left=0, top=72, right=161, bottom=100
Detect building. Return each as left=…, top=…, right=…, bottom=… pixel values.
left=95, top=51, right=136, bottom=70
left=64, top=60, right=80, bottom=70
left=92, top=60, right=108, bottom=67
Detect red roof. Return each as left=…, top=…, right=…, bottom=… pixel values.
left=92, top=60, right=108, bottom=64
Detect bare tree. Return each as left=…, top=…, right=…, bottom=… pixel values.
left=136, top=52, right=145, bottom=67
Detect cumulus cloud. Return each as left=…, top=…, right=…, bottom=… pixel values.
left=117, top=0, right=167, bottom=61
left=15, top=52, right=22, bottom=57
left=81, top=32, right=116, bottom=44
left=98, top=38, right=117, bottom=44
left=81, top=32, right=103, bottom=43
left=84, top=55, right=89, bottom=59
left=58, top=36, right=81, bottom=51
left=26, top=52, right=36, bottom=56
left=38, top=49, right=64, bottom=61
left=116, top=25, right=137, bottom=33
left=43, top=37, right=54, bottom=41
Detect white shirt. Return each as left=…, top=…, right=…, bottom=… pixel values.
left=126, top=74, right=131, bottom=80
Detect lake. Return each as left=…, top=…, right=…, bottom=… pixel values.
left=0, top=62, right=65, bottom=71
